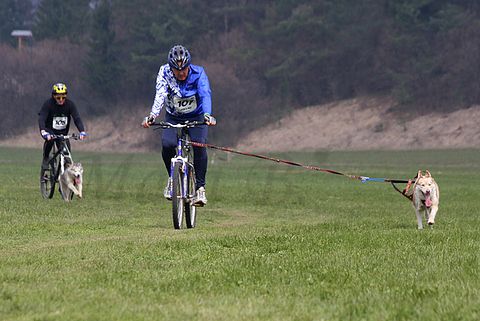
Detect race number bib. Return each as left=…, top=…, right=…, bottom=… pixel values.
left=172, top=95, right=197, bottom=114
left=53, top=116, right=68, bottom=130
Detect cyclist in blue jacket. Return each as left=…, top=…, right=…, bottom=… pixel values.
left=142, top=45, right=216, bottom=206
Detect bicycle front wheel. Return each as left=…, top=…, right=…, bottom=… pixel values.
left=171, top=162, right=185, bottom=229
left=185, top=164, right=197, bottom=228
left=40, top=159, right=56, bottom=199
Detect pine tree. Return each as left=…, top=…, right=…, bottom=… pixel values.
left=85, top=0, right=120, bottom=97
left=33, top=0, right=90, bottom=42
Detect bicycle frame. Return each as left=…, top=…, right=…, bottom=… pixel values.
left=152, top=120, right=204, bottom=229
left=170, top=127, right=195, bottom=201
left=40, top=134, right=79, bottom=200
left=50, top=135, right=75, bottom=180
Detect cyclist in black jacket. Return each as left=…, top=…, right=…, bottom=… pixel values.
left=38, top=83, right=88, bottom=170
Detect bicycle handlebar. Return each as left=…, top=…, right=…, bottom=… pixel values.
left=151, top=120, right=206, bottom=129
left=51, top=133, right=81, bottom=141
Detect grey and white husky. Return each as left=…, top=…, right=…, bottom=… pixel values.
left=412, top=170, right=440, bottom=229
left=59, top=162, right=83, bottom=201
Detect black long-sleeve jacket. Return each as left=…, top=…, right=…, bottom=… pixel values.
left=38, top=98, right=85, bottom=135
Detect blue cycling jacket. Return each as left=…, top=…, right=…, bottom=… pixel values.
left=150, top=64, right=212, bottom=119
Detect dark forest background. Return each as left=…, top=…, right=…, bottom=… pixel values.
left=1, top=0, right=480, bottom=145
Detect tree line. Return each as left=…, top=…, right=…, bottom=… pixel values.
left=1, top=0, right=479, bottom=144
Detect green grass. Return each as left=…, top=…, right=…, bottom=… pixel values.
left=1, top=147, right=479, bottom=321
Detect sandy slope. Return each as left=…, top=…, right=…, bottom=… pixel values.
left=237, top=97, right=480, bottom=152
left=2, top=97, right=479, bottom=152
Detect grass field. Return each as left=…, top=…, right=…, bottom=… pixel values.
left=1, top=146, right=479, bottom=321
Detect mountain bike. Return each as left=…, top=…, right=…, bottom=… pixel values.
left=152, top=120, right=205, bottom=229
left=40, top=134, right=79, bottom=200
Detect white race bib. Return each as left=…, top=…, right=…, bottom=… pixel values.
left=172, top=95, right=197, bottom=114
left=53, top=116, right=68, bottom=130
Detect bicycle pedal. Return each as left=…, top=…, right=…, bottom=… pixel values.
left=193, top=201, right=205, bottom=207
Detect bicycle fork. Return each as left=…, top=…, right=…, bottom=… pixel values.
left=58, top=154, right=73, bottom=176
left=169, top=156, right=189, bottom=199
left=58, top=145, right=73, bottom=177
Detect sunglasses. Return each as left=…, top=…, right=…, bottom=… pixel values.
left=54, top=95, right=67, bottom=100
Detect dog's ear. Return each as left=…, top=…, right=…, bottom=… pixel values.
left=425, top=170, right=431, bottom=177
left=417, top=170, right=423, bottom=178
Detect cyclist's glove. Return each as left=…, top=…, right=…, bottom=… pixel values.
left=142, top=115, right=156, bottom=128
left=204, top=113, right=217, bottom=126
left=80, top=131, right=88, bottom=140
left=41, top=130, right=52, bottom=141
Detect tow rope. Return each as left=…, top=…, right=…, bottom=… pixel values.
left=188, top=141, right=413, bottom=196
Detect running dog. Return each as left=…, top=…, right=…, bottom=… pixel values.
left=59, top=162, right=83, bottom=201
left=411, top=170, right=440, bottom=229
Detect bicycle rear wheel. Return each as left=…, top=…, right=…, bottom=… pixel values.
left=185, top=164, right=197, bottom=228
left=40, top=158, right=57, bottom=199
left=171, top=162, right=185, bottom=229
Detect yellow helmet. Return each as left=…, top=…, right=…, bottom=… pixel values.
left=52, top=83, right=68, bottom=95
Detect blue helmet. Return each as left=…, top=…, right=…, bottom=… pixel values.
left=168, top=45, right=191, bottom=71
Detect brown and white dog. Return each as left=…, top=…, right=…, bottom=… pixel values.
left=59, top=162, right=83, bottom=201
left=411, top=170, right=439, bottom=229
